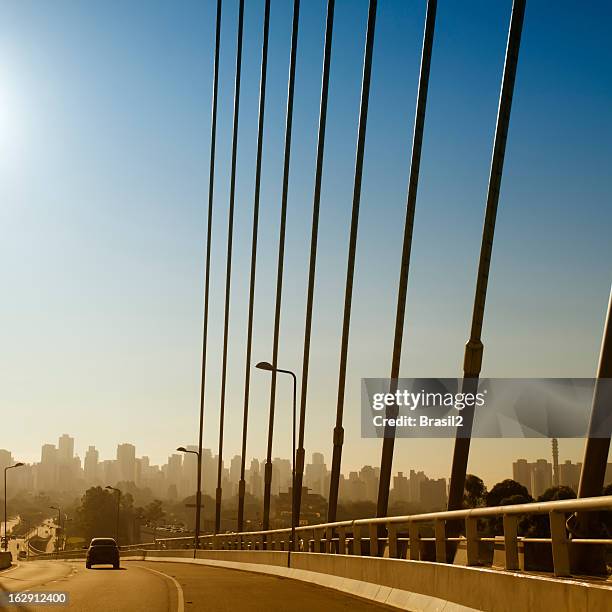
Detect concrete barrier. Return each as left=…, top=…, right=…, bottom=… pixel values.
left=126, top=550, right=611, bottom=612
left=33, top=548, right=612, bottom=611
left=0, top=552, right=12, bottom=570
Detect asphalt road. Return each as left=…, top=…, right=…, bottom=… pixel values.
left=0, top=560, right=392, bottom=611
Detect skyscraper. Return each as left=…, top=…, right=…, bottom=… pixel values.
left=513, top=459, right=532, bottom=494
left=58, top=434, right=74, bottom=464
left=39, top=444, right=58, bottom=490
left=84, top=446, right=99, bottom=485
left=117, top=443, right=136, bottom=483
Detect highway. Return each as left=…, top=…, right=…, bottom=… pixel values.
left=0, top=560, right=392, bottom=611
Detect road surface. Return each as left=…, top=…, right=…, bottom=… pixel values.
left=0, top=560, right=392, bottom=611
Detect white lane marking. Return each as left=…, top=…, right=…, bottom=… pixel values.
left=137, top=565, right=185, bottom=612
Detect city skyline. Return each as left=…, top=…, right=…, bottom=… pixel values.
left=3, top=432, right=605, bottom=499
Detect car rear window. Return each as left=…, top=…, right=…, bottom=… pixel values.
left=91, top=538, right=117, bottom=546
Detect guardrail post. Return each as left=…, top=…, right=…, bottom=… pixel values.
left=353, top=524, right=362, bottom=556
left=465, top=517, right=479, bottom=566
left=549, top=511, right=571, bottom=577
left=314, top=528, right=323, bottom=553
left=387, top=523, right=398, bottom=559
left=408, top=523, right=420, bottom=560
left=435, top=520, right=446, bottom=563
left=325, top=526, right=334, bottom=553
left=338, top=526, right=346, bottom=555
left=502, top=515, right=519, bottom=570
left=369, top=523, right=378, bottom=557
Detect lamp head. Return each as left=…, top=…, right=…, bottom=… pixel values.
left=255, top=361, right=275, bottom=372
left=14, top=462, right=24, bottom=468
left=176, top=446, right=187, bottom=453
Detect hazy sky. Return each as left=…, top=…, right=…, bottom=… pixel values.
left=1, top=0, right=611, bottom=488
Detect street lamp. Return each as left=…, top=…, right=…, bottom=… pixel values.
left=176, top=446, right=201, bottom=551
left=105, top=486, right=122, bottom=545
left=4, top=463, right=24, bottom=551
left=255, top=361, right=297, bottom=551
left=49, top=505, right=61, bottom=553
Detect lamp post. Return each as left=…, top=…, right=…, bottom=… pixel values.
left=256, top=361, right=297, bottom=551
left=4, top=463, right=24, bottom=551
left=49, top=505, right=61, bottom=553
left=105, top=486, right=122, bottom=545
left=177, top=446, right=201, bottom=549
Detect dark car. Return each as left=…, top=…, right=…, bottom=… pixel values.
left=86, top=538, right=120, bottom=569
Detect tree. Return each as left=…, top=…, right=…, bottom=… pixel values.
left=464, top=474, right=487, bottom=508
left=485, top=480, right=533, bottom=536
left=71, top=487, right=141, bottom=545
left=144, top=500, right=165, bottom=526
left=537, top=486, right=576, bottom=502
left=74, top=487, right=117, bottom=543
left=486, top=479, right=532, bottom=507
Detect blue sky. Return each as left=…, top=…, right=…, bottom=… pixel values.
left=1, top=0, right=611, bottom=487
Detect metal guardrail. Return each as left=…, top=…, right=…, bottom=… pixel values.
left=132, top=496, right=612, bottom=578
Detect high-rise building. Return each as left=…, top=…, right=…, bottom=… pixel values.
left=408, top=470, right=426, bottom=503
left=202, top=449, right=216, bottom=497
left=84, top=446, right=99, bottom=485
left=182, top=446, right=199, bottom=497
left=392, top=472, right=410, bottom=503
left=344, top=471, right=367, bottom=501
left=101, top=459, right=118, bottom=486
left=117, top=443, right=136, bottom=483
left=166, top=454, right=183, bottom=493
left=305, top=453, right=328, bottom=497
left=272, top=458, right=291, bottom=495
left=359, top=466, right=379, bottom=502
left=58, top=434, right=74, bottom=464
left=311, top=452, right=324, bottom=465
left=248, top=458, right=262, bottom=498
left=559, top=460, right=581, bottom=491
left=513, top=459, right=532, bottom=494
left=230, top=455, right=242, bottom=495
left=531, top=459, right=553, bottom=498
left=512, top=458, right=553, bottom=498
left=38, top=444, right=58, bottom=490
left=420, top=477, right=447, bottom=510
